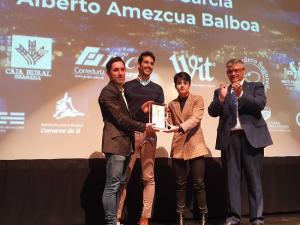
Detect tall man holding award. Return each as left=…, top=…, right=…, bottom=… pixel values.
left=117, top=51, right=164, bottom=225
left=208, top=59, right=273, bottom=225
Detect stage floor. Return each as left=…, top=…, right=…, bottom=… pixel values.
left=127, top=213, right=300, bottom=225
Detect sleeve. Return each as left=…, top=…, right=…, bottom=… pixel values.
left=180, top=96, right=204, bottom=132
left=99, top=87, right=146, bottom=132
left=129, top=106, right=145, bottom=121
left=156, top=85, right=165, bottom=104
left=238, top=82, right=266, bottom=113
left=167, top=102, right=174, bottom=125
left=208, top=89, right=224, bottom=117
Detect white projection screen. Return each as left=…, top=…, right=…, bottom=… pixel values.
left=0, top=0, right=299, bottom=159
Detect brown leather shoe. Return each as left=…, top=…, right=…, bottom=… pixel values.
left=139, top=217, right=148, bottom=225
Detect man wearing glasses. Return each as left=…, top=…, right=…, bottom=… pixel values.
left=208, top=58, right=273, bottom=225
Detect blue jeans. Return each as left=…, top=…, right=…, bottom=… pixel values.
left=102, top=154, right=130, bottom=225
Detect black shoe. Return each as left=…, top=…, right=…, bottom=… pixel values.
left=223, top=223, right=239, bottom=225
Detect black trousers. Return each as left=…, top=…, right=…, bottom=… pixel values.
left=172, top=156, right=208, bottom=214
left=221, top=130, right=264, bottom=224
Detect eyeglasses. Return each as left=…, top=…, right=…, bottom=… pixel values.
left=227, top=68, right=245, bottom=74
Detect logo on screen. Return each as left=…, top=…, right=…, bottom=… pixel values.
left=4, top=35, right=53, bottom=80
left=11, top=35, right=52, bottom=70
left=53, top=92, right=84, bottom=120
left=281, top=61, right=300, bottom=90
left=76, top=47, right=103, bottom=66
left=0, top=111, right=25, bottom=133
left=284, top=62, right=300, bottom=80
left=261, top=107, right=271, bottom=121
left=263, top=108, right=291, bottom=133
left=243, top=57, right=270, bottom=92
left=74, top=47, right=111, bottom=79
left=169, top=53, right=215, bottom=86
left=74, top=47, right=138, bottom=80
left=296, top=113, right=300, bottom=127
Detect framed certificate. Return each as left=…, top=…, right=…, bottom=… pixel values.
left=150, top=103, right=166, bottom=131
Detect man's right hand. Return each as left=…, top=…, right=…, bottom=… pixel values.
left=145, top=123, right=159, bottom=135
left=141, top=100, right=154, bottom=113
left=219, top=82, right=228, bottom=102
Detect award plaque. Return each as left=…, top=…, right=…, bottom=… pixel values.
left=150, top=103, right=167, bottom=131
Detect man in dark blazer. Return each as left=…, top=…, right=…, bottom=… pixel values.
left=208, top=58, right=273, bottom=225
left=99, top=56, right=156, bottom=225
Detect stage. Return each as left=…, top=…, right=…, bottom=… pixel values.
left=126, top=213, right=300, bottom=225
left=1, top=158, right=300, bottom=225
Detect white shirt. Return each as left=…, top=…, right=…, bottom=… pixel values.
left=120, top=88, right=129, bottom=110
left=137, top=76, right=151, bottom=86
left=231, top=79, right=244, bottom=131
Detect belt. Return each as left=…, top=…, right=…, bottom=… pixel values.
left=230, top=129, right=244, bottom=135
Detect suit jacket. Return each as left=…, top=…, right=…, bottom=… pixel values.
left=99, top=81, right=146, bottom=156
left=208, top=81, right=273, bottom=151
left=168, top=94, right=208, bottom=160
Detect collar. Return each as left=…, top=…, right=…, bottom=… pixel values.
left=178, top=93, right=189, bottom=101
left=240, top=79, right=245, bottom=85
left=137, top=76, right=151, bottom=86
left=109, top=81, right=123, bottom=92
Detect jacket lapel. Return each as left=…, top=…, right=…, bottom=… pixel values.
left=226, top=86, right=235, bottom=112
left=172, top=100, right=183, bottom=122
left=181, top=93, right=192, bottom=120
left=242, top=81, right=251, bottom=94
left=227, top=81, right=250, bottom=112
left=109, top=81, right=129, bottom=113
left=172, top=93, right=192, bottom=122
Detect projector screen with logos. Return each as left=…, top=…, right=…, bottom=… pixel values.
left=0, top=0, right=299, bottom=159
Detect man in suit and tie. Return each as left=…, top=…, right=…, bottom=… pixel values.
left=208, top=58, right=273, bottom=225
left=99, top=56, right=156, bottom=225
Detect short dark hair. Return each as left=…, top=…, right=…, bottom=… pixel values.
left=106, top=56, right=125, bottom=72
left=174, top=72, right=191, bottom=85
left=225, top=58, right=244, bottom=68
left=138, top=51, right=155, bottom=63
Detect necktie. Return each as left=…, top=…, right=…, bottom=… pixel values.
left=230, top=90, right=238, bottom=127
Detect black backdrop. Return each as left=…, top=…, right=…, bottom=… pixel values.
left=0, top=157, right=300, bottom=225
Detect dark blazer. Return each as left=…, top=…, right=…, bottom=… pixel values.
left=208, top=81, right=273, bottom=150
left=99, top=81, right=146, bottom=156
